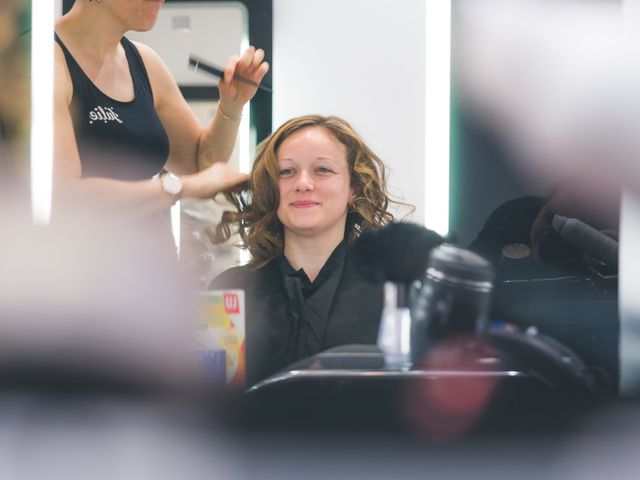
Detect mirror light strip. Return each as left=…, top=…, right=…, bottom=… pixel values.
left=424, top=0, right=452, bottom=237
left=31, top=0, right=56, bottom=225
left=171, top=201, right=181, bottom=257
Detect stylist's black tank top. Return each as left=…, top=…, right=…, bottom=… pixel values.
left=55, top=34, right=169, bottom=181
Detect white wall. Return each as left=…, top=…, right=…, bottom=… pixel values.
left=273, top=0, right=426, bottom=223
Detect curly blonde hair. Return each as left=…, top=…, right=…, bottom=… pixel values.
left=212, top=115, right=409, bottom=267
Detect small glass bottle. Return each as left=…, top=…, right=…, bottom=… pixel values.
left=377, top=281, right=413, bottom=370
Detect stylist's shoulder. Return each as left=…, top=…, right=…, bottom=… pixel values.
left=54, top=42, right=72, bottom=105
left=129, top=40, right=165, bottom=70
left=128, top=39, right=164, bottom=66
left=129, top=40, right=176, bottom=105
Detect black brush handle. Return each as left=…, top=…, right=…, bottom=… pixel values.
left=188, top=55, right=272, bottom=93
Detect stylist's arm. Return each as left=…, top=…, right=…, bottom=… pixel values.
left=53, top=0, right=268, bottom=219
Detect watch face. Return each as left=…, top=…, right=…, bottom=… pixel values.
left=162, top=172, right=182, bottom=196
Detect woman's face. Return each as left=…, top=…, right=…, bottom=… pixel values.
left=276, top=126, right=355, bottom=241
left=102, top=0, right=164, bottom=32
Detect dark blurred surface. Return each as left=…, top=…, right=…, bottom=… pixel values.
left=493, top=275, right=619, bottom=389
left=213, top=343, right=607, bottom=440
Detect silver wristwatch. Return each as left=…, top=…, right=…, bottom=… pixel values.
left=157, top=168, right=183, bottom=201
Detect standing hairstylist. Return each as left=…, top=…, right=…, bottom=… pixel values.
left=53, top=0, right=269, bottom=234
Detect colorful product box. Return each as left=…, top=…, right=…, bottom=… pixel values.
left=194, top=290, right=246, bottom=387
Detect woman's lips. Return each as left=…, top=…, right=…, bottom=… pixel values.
left=291, top=201, right=319, bottom=208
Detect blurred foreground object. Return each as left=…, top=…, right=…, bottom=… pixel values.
left=411, top=245, right=493, bottom=362
left=456, top=0, right=640, bottom=191
left=0, top=197, right=236, bottom=479
left=0, top=0, right=30, bottom=189
left=0, top=201, right=200, bottom=391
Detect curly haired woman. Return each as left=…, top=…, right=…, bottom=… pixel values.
left=211, top=115, right=411, bottom=384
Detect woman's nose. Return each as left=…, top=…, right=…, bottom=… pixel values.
left=295, top=170, right=314, bottom=192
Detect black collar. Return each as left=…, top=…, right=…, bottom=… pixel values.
left=277, top=239, right=348, bottom=299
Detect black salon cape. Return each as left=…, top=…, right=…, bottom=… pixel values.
left=210, top=243, right=384, bottom=386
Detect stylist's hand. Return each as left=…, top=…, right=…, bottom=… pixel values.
left=218, top=46, right=269, bottom=118
left=182, top=162, right=249, bottom=199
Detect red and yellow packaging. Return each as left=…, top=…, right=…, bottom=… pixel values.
left=195, top=290, right=246, bottom=387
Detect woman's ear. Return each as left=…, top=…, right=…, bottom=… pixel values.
left=348, top=190, right=357, bottom=212
left=349, top=185, right=358, bottom=205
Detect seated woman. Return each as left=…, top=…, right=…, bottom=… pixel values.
left=210, top=114, right=408, bottom=385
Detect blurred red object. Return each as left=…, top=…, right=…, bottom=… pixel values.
left=403, top=334, right=501, bottom=442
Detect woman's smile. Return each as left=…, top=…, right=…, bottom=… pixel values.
left=291, top=200, right=320, bottom=208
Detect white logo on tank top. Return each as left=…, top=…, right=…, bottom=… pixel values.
left=88, top=106, right=124, bottom=125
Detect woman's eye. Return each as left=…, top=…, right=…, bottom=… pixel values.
left=316, top=166, right=333, bottom=174
left=279, top=168, right=294, bottom=176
